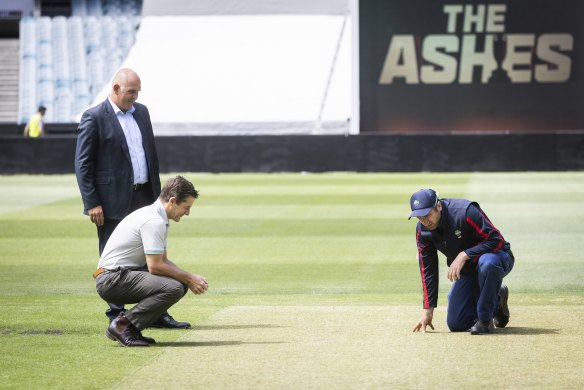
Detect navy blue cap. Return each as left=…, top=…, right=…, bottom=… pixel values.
left=408, top=189, right=438, bottom=220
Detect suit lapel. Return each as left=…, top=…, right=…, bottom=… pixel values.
left=103, top=99, right=131, bottom=164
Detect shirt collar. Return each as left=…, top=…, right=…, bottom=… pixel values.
left=107, top=96, right=136, bottom=115
left=154, top=199, right=169, bottom=226
left=435, top=202, right=448, bottom=232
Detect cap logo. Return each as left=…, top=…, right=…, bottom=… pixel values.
left=413, top=199, right=420, bottom=206
left=455, top=229, right=462, bottom=238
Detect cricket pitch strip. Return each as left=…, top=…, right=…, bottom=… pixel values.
left=119, top=305, right=584, bottom=389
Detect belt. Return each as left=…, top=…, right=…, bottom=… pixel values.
left=92, top=268, right=107, bottom=279
left=93, top=266, right=146, bottom=279
left=133, top=182, right=148, bottom=191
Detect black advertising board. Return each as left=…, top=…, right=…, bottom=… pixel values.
left=359, top=0, right=584, bottom=133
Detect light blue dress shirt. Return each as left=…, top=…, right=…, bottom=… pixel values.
left=108, top=97, right=148, bottom=184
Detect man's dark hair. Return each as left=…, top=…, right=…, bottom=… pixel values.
left=160, top=175, right=199, bottom=204
left=38, top=106, right=46, bottom=114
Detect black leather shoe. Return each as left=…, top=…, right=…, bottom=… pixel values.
left=149, top=313, right=191, bottom=329
left=494, top=285, right=510, bottom=328
left=470, top=320, right=494, bottom=335
left=138, top=332, right=156, bottom=344
left=105, top=314, right=149, bottom=347
left=109, top=326, right=155, bottom=344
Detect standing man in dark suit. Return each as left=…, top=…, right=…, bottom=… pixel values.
left=75, top=68, right=190, bottom=329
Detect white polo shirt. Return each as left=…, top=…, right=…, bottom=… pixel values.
left=98, top=200, right=169, bottom=269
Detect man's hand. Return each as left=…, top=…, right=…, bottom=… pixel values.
left=447, top=251, right=470, bottom=281
left=188, top=274, right=209, bottom=295
left=412, top=308, right=435, bottom=333
left=88, top=205, right=104, bottom=226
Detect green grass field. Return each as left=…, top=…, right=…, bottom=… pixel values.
left=0, top=172, right=583, bottom=389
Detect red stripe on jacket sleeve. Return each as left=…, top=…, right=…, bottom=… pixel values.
left=465, top=216, right=488, bottom=239
left=466, top=213, right=504, bottom=252
left=416, top=229, right=430, bottom=308
left=477, top=209, right=504, bottom=252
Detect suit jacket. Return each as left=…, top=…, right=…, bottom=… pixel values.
left=75, top=99, right=161, bottom=220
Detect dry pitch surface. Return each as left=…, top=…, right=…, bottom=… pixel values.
left=121, top=305, right=584, bottom=389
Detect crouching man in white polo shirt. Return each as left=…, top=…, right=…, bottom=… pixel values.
left=93, top=175, right=208, bottom=347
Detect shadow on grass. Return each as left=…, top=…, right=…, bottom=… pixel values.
left=423, top=327, right=560, bottom=335
left=191, top=324, right=284, bottom=330
left=153, top=340, right=286, bottom=347
left=498, top=327, right=560, bottom=335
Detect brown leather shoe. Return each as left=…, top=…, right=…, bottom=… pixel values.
left=106, top=314, right=149, bottom=347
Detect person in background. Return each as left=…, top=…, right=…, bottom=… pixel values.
left=94, top=176, right=209, bottom=347
left=23, top=105, right=46, bottom=137
left=409, top=189, right=514, bottom=335
left=75, top=68, right=190, bottom=329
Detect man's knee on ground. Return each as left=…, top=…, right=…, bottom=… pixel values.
left=447, top=319, right=471, bottom=332
left=447, top=314, right=473, bottom=332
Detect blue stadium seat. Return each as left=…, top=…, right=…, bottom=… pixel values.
left=18, top=1, right=142, bottom=124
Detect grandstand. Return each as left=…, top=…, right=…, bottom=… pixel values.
left=1, top=0, right=354, bottom=135
left=18, top=13, right=140, bottom=123
left=0, top=0, right=582, bottom=173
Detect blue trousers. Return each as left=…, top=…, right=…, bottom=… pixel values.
left=446, top=251, right=514, bottom=332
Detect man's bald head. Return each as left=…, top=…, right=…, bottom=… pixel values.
left=110, top=68, right=141, bottom=112
left=112, top=68, right=140, bottom=85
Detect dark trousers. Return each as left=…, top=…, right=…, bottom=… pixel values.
left=96, top=268, right=187, bottom=330
left=97, top=185, right=157, bottom=321
left=446, top=251, right=514, bottom=331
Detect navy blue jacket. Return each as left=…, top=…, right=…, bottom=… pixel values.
left=75, top=99, right=161, bottom=219
left=415, top=198, right=512, bottom=309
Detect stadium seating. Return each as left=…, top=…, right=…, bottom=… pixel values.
left=72, top=0, right=142, bottom=17
left=17, top=0, right=141, bottom=123
left=18, top=16, right=37, bottom=124
left=0, top=39, right=19, bottom=123
left=16, top=0, right=352, bottom=135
